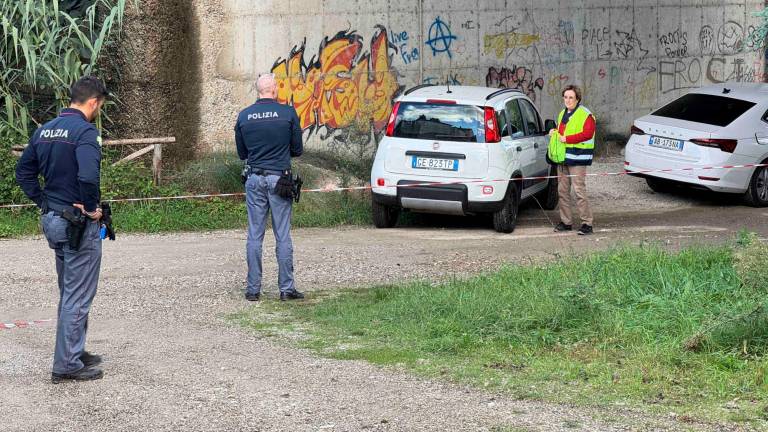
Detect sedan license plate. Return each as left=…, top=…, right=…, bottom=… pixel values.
left=648, top=136, right=684, bottom=152
left=412, top=156, right=458, bottom=171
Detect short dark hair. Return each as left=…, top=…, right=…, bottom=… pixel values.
left=70, top=76, right=109, bottom=104
left=561, top=84, right=582, bottom=102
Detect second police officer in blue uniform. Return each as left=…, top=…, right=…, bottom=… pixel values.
left=15, top=76, right=108, bottom=383
left=235, top=73, right=304, bottom=302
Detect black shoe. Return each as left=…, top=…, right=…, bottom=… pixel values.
left=280, top=290, right=305, bottom=301
left=51, top=367, right=103, bottom=384
left=578, top=224, right=593, bottom=235
left=80, top=351, right=102, bottom=367
left=245, top=291, right=261, bottom=302
left=554, top=222, right=572, bottom=232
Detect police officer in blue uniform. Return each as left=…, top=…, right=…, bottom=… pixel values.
left=235, top=73, right=304, bottom=302
left=16, top=76, right=108, bottom=383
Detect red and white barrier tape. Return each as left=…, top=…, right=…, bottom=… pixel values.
left=0, top=319, right=54, bottom=330
left=0, top=163, right=766, bottom=209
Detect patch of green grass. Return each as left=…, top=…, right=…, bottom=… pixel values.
left=0, top=190, right=371, bottom=238
left=0, top=149, right=374, bottom=238
left=238, top=242, right=768, bottom=425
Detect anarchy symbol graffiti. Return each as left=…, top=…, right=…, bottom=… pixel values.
left=425, top=16, right=457, bottom=58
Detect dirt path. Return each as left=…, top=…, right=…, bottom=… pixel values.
left=2, top=176, right=767, bottom=431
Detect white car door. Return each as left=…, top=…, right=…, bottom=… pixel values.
left=518, top=98, right=550, bottom=192
left=504, top=99, right=537, bottom=190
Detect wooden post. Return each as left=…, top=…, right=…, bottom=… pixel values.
left=153, top=144, right=163, bottom=185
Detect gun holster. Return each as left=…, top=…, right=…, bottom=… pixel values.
left=292, top=173, right=303, bottom=203
left=275, top=170, right=294, bottom=199
left=61, top=208, right=87, bottom=251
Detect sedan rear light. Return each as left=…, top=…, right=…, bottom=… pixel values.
left=690, top=138, right=738, bottom=153
left=425, top=99, right=457, bottom=104
left=377, top=178, right=386, bottom=187
left=385, top=102, right=401, bottom=137
left=630, top=125, right=645, bottom=135
left=483, top=107, right=501, bottom=143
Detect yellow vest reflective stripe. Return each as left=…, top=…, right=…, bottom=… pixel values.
left=557, top=106, right=595, bottom=165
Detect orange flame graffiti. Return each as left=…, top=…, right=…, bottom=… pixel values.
left=271, top=25, right=401, bottom=135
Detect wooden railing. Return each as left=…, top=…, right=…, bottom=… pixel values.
left=11, top=136, right=176, bottom=185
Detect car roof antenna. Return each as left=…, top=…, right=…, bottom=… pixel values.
left=723, top=87, right=731, bottom=94
left=446, top=56, right=453, bottom=94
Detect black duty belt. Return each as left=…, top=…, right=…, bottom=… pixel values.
left=44, top=202, right=75, bottom=217
left=248, top=167, right=289, bottom=177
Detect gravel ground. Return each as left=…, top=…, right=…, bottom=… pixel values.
left=2, top=162, right=767, bottom=431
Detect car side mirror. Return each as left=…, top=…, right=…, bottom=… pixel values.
left=544, top=119, right=557, bottom=131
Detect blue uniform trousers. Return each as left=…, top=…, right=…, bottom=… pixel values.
left=245, top=174, right=296, bottom=294
left=41, top=212, right=101, bottom=374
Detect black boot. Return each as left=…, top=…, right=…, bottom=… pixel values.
left=280, top=290, right=305, bottom=301
left=52, top=367, right=103, bottom=384
left=80, top=351, right=102, bottom=367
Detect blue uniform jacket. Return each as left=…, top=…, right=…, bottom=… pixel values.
left=15, top=108, right=101, bottom=212
left=235, top=98, right=303, bottom=171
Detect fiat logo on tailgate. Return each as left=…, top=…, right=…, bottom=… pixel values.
left=432, top=142, right=440, bottom=150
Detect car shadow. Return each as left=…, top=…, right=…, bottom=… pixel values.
left=394, top=202, right=552, bottom=231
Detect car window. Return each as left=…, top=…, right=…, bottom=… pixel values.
left=392, top=102, right=486, bottom=143
left=504, top=100, right=525, bottom=138
left=652, top=93, right=756, bottom=127
left=518, top=99, right=542, bottom=135
left=497, top=109, right=509, bottom=137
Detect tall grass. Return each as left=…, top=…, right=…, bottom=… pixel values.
left=0, top=0, right=128, bottom=137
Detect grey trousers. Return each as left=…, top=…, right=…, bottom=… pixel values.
left=41, top=212, right=102, bottom=374
left=245, top=174, right=296, bottom=294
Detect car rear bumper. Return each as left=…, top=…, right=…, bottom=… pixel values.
left=372, top=182, right=506, bottom=214
left=625, top=139, right=752, bottom=193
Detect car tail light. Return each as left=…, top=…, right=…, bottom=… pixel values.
left=426, top=99, right=457, bottom=104
left=690, top=138, right=738, bottom=153
left=630, top=124, right=645, bottom=135
left=377, top=178, right=385, bottom=187
left=483, top=107, right=501, bottom=143
left=624, top=161, right=630, bottom=166
left=385, top=102, right=401, bottom=137
left=482, top=186, right=494, bottom=195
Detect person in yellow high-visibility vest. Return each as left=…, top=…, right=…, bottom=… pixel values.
left=548, top=84, right=595, bottom=235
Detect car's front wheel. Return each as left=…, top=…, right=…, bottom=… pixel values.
left=492, top=182, right=519, bottom=233
left=372, top=200, right=400, bottom=228
left=743, top=163, right=768, bottom=207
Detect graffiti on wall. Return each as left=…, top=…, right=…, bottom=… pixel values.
left=425, top=16, right=457, bottom=58
left=271, top=25, right=401, bottom=137
left=389, top=29, right=419, bottom=65
left=484, top=31, right=541, bottom=59
left=486, top=66, right=545, bottom=102
left=659, top=29, right=688, bottom=58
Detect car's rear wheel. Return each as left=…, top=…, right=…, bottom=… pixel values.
left=372, top=200, right=400, bottom=228
left=492, top=182, right=519, bottom=233
left=535, top=167, right=559, bottom=210
left=743, top=163, right=768, bottom=207
left=646, top=177, right=675, bottom=194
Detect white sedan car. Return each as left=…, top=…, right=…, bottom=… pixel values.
left=625, top=83, right=768, bottom=206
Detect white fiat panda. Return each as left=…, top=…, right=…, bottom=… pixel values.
left=370, top=85, right=558, bottom=233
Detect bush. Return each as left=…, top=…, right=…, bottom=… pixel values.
left=0, top=130, right=29, bottom=204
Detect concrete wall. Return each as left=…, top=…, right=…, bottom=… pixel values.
left=111, top=0, right=201, bottom=162
left=189, top=0, right=767, bottom=153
